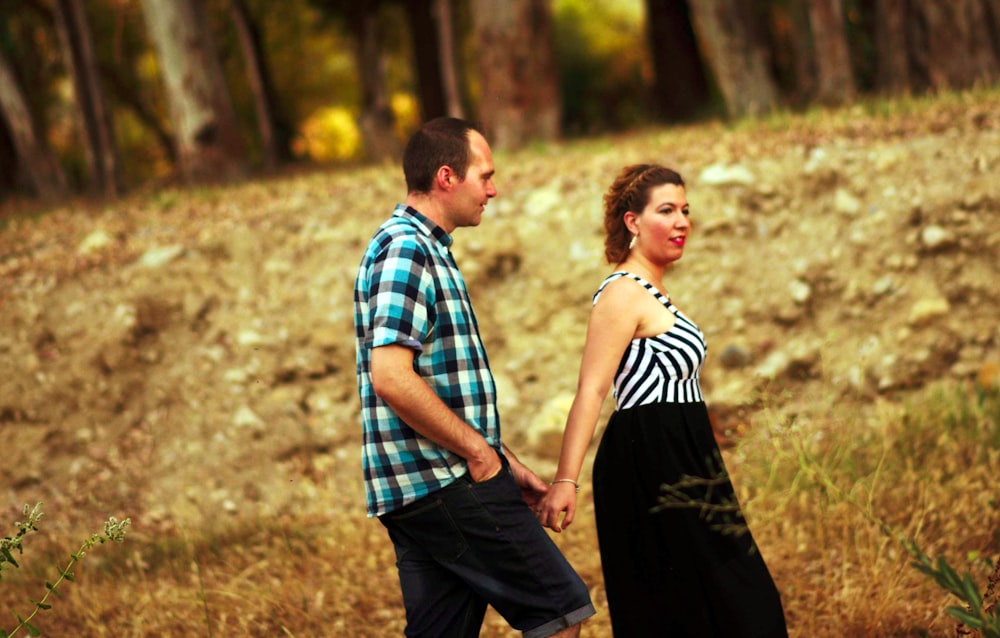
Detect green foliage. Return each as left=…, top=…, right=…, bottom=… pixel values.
left=552, top=0, right=652, bottom=136
left=912, top=552, right=1000, bottom=637
left=1, top=504, right=130, bottom=638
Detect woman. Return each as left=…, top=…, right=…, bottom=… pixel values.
left=537, top=164, right=787, bottom=637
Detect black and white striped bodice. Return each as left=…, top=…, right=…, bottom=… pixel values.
left=594, top=272, right=706, bottom=408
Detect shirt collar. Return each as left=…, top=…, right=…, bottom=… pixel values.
left=393, top=204, right=454, bottom=249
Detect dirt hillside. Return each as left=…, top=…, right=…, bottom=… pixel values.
left=2, top=92, right=999, bottom=547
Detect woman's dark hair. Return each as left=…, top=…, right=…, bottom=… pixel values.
left=402, top=117, right=483, bottom=193
left=603, top=164, right=685, bottom=264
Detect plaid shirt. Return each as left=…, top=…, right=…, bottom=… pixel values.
left=354, top=205, right=502, bottom=517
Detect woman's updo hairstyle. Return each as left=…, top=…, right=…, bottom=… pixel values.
left=602, top=164, right=685, bottom=264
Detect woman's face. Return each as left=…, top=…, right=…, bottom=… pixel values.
left=631, top=183, right=690, bottom=264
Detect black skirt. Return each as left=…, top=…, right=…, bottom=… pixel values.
left=592, top=401, right=788, bottom=637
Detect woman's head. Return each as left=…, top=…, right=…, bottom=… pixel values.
left=603, top=164, right=685, bottom=264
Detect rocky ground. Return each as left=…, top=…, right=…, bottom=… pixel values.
left=2, top=91, right=999, bottom=544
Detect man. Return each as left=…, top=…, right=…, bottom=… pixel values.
left=354, top=117, right=594, bottom=637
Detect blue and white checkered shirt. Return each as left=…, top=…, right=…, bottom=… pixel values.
left=354, top=204, right=502, bottom=517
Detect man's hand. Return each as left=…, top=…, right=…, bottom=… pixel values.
left=466, top=446, right=503, bottom=482
left=504, top=452, right=549, bottom=508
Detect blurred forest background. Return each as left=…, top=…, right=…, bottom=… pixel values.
left=3, top=0, right=1000, bottom=203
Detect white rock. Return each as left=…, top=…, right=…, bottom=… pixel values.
left=789, top=279, right=812, bottom=305
left=78, top=229, right=113, bottom=254
left=834, top=188, right=862, bottom=216
left=698, top=163, right=755, bottom=186
left=920, top=225, right=955, bottom=250
left=908, top=297, right=950, bottom=326
left=140, top=244, right=185, bottom=268
left=233, top=405, right=264, bottom=429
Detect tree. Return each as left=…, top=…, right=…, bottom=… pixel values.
left=400, top=0, right=467, bottom=123
left=403, top=0, right=448, bottom=120
left=806, top=0, right=856, bottom=104
left=687, top=0, right=779, bottom=118
left=644, top=0, right=712, bottom=121
left=228, top=0, right=293, bottom=171
left=432, top=0, right=464, bottom=118
left=351, top=0, right=401, bottom=161
left=139, top=0, right=247, bottom=183
left=909, top=0, right=999, bottom=91
left=871, top=0, right=911, bottom=93
left=53, top=0, right=121, bottom=196
left=470, top=0, right=561, bottom=149
left=0, top=47, right=67, bottom=199
left=307, top=0, right=401, bottom=161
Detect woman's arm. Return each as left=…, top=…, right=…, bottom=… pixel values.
left=537, top=279, right=643, bottom=532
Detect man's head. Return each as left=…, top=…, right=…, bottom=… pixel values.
left=403, top=117, right=482, bottom=194
left=403, top=117, right=497, bottom=232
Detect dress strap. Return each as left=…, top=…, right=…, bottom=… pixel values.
left=593, top=271, right=670, bottom=306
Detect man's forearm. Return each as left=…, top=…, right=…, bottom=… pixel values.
left=371, top=345, right=495, bottom=466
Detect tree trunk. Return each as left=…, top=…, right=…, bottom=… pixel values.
left=910, top=0, right=1000, bottom=90
left=643, top=0, right=711, bottom=121
left=687, top=0, right=778, bottom=118
left=100, top=63, right=176, bottom=164
left=986, top=0, right=1000, bottom=64
left=352, top=0, right=401, bottom=161
left=405, top=0, right=447, bottom=120
left=788, top=0, right=818, bottom=103
left=228, top=0, right=292, bottom=171
left=433, top=0, right=464, bottom=118
left=0, top=48, right=68, bottom=200
left=964, top=0, right=1000, bottom=83
left=873, top=0, right=911, bottom=93
left=470, top=0, right=561, bottom=149
left=807, top=0, right=856, bottom=104
left=139, top=0, right=247, bottom=183
left=53, top=0, right=122, bottom=197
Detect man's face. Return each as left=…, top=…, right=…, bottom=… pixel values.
left=448, top=131, right=497, bottom=228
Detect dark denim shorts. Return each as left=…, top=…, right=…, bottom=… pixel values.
left=379, top=457, right=595, bottom=637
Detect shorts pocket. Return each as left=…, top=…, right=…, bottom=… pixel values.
left=384, top=493, right=469, bottom=563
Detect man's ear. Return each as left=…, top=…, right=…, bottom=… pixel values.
left=435, top=166, right=455, bottom=190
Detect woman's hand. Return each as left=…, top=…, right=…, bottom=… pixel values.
left=536, top=482, right=578, bottom=533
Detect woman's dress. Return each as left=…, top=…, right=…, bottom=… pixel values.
left=592, top=272, right=788, bottom=637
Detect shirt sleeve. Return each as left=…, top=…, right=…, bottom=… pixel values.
left=367, top=235, right=435, bottom=351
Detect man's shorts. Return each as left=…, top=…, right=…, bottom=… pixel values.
left=379, top=457, right=595, bottom=637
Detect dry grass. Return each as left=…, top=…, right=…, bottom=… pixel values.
left=2, top=381, right=997, bottom=637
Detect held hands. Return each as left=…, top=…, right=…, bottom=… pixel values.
left=506, top=454, right=549, bottom=508
left=536, top=481, right=578, bottom=533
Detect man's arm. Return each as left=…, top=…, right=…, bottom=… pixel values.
left=370, top=343, right=502, bottom=481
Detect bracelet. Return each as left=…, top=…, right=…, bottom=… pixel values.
left=551, top=478, right=580, bottom=492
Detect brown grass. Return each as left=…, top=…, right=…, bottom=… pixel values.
left=2, top=381, right=997, bottom=637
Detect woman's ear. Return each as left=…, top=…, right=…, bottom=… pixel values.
left=623, top=211, right=640, bottom=235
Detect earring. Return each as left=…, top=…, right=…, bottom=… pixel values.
left=628, top=234, right=637, bottom=250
